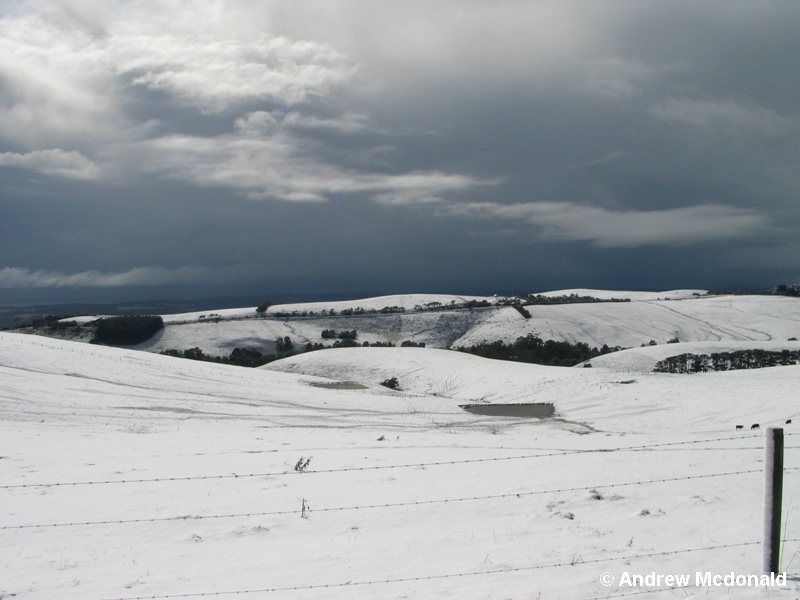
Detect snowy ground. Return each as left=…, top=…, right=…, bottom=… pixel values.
left=3, top=328, right=800, bottom=599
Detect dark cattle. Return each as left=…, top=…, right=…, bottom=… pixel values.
left=735, top=425, right=744, bottom=430
left=786, top=419, right=793, bottom=424
left=751, top=423, right=760, bottom=430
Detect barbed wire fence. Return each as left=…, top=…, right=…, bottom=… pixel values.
left=3, top=431, right=799, bottom=598
left=99, top=542, right=764, bottom=600
left=1, top=468, right=771, bottom=530
left=0, top=432, right=783, bottom=490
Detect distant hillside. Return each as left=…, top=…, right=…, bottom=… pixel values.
left=12, top=290, right=800, bottom=367
left=0, top=292, right=376, bottom=330
left=0, top=297, right=264, bottom=330
left=577, top=340, right=800, bottom=373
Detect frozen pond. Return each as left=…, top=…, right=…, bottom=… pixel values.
left=459, top=402, right=555, bottom=418
left=310, top=381, right=370, bottom=390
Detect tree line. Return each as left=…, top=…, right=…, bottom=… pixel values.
left=653, top=349, right=800, bottom=374
left=455, top=333, right=622, bottom=367
left=515, top=293, right=632, bottom=305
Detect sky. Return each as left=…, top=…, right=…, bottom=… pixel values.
left=1, top=0, right=799, bottom=305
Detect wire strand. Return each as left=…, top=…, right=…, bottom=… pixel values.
left=1, top=468, right=762, bottom=530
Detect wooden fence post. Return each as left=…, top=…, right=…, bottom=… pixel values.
left=763, top=427, right=784, bottom=574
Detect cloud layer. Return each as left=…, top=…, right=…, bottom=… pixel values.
left=0, top=149, right=99, bottom=179
left=441, top=202, right=769, bottom=248
left=1, top=1, right=798, bottom=299
left=0, top=266, right=213, bottom=288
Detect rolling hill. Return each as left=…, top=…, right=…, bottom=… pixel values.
left=32, top=290, right=800, bottom=364
left=2, top=289, right=800, bottom=597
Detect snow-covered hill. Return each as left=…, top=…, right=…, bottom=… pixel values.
left=453, top=295, right=800, bottom=349
left=50, top=291, right=794, bottom=362
left=264, top=346, right=799, bottom=434
left=3, top=330, right=800, bottom=598
left=578, top=340, right=800, bottom=373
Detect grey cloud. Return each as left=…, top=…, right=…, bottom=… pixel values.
left=0, top=149, right=99, bottom=179
left=584, top=58, right=654, bottom=100
left=281, top=112, right=373, bottom=135
left=441, top=202, right=770, bottom=248
left=0, top=7, right=356, bottom=147
left=110, top=34, right=356, bottom=113
left=0, top=266, right=215, bottom=288
left=651, top=98, right=799, bottom=137
left=126, top=130, right=493, bottom=204
left=0, top=13, right=122, bottom=146
left=235, top=110, right=372, bottom=136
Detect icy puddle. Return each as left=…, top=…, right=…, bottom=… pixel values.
left=459, top=402, right=555, bottom=418
left=311, top=381, right=370, bottom=390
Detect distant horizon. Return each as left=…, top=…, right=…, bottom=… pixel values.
left=0, top=281, right=786, bottom=311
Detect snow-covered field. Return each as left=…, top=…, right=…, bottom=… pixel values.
left=5, top=291, right=800, bottom=598
left=3, top=291, right=800, bottom=599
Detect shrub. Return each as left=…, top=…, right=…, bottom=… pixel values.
left=380, top=377, right=400, bottom=389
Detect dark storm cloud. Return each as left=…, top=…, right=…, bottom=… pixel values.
left=0, top=0, right=798, bottom=302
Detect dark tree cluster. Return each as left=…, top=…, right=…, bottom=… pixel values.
left=379, top=306, right=405, bottom=314
left=774, top=284, right=800, bottom=297
left=653, top=350, right=800, bottom=374
left=161, top=346, right=276, bottom=368
left=275, top=336, right=293, bottom=353
left=456, top=333, right=623, bottom=367
left=321, top=329, right=358, bottom=340
left=340, top=305, right=404, bottom=315
left=400, top=340, right=426, bottom=347
left=380, top=377, right=400, bottom=389
left=511, top=304, right=532, bottom=319
left=92, top=316, right=164, bottom=346
left=306, top=340, right=395, bottom=349
left=467, top=299, right=491, bottom=308
left=515, top=293, right=631, bottom=305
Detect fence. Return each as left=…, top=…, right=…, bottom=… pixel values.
left=3, top=431, right=799, bottom=598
